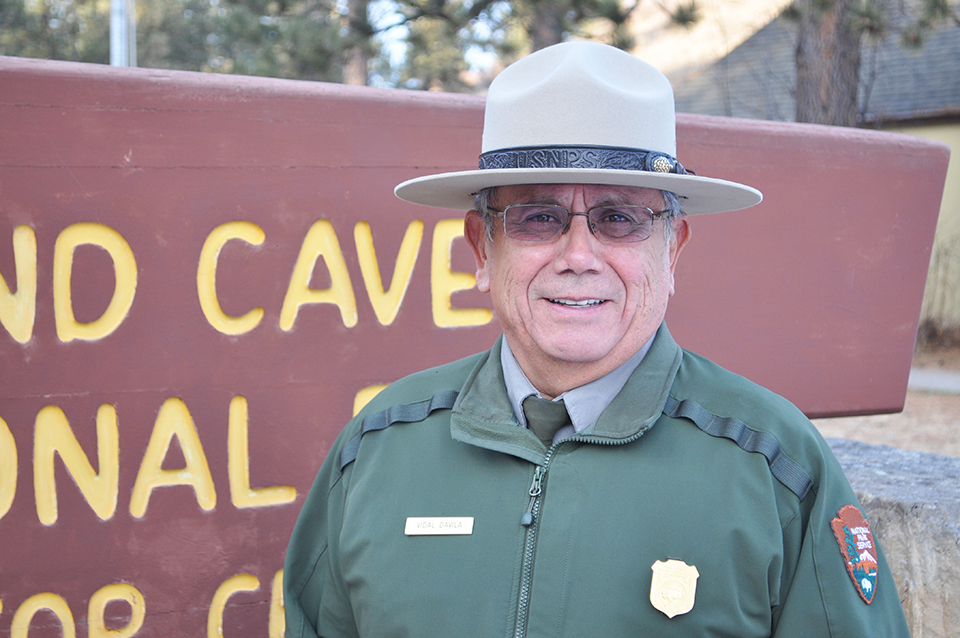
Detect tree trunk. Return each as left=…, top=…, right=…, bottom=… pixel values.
left=527, top=1, right=568, bottom=51
left=794, top=0, right=861, bottom=126
left=344, top=0, right=371, bottom=85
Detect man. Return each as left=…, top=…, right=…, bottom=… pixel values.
left=285, top=41, right=909, bottom=637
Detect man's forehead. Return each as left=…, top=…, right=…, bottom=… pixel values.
left=494, top=183, right=664, bottom=205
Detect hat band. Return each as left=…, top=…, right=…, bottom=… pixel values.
left=478, top=145, right=687, bottom=175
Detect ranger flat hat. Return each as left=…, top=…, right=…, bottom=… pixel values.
left=394, top=40, right=762, bottom=215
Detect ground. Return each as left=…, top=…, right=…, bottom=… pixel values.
left=812, top=347, right=960, bottom=458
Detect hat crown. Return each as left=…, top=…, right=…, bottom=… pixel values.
left=394, top=41, right=762, bottom=216
left=482, top=41, right=677, bottom=156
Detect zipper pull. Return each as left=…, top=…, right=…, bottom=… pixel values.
left=520, top=466, right=545, bottom=527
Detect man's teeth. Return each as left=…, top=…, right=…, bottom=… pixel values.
left=549, top=299, right=603, bottom=307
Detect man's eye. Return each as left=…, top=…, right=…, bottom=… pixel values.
left=520, top=208, right=563, bottom=224
left=531, top=213, right=559, bottom=223
left=595, top=208, right=640, bottom=225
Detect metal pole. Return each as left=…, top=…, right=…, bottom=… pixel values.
left=110, top=0, right=136, bottom=66
left=127, top=0, right=137, bottom=67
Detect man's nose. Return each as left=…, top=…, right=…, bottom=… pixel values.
left=555, top=213, right=603, bottom=272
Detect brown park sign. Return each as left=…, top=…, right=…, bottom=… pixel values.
left=0, top=56, right=950, bottom=636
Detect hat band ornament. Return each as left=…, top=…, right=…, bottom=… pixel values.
left=478, top=145, right=688, bottom=175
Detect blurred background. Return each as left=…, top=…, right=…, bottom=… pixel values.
left=2, top=0, right=958, bottom=456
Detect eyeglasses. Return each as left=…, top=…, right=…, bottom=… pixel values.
left=488, top=204, right=670, bottom=243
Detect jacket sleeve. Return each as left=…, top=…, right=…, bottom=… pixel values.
left=771, top=440, right=910, bottom=637
left=284, top=436, right=359, bottom=638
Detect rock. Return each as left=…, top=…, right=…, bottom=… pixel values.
left=828, top=438, right=960, bottom=638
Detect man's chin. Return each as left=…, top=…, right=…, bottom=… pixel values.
left=535, top=339, right=621, bottom=367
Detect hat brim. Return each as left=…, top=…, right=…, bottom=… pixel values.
left=395, top=167, right=762, bottom=215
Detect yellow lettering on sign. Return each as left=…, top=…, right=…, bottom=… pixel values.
left=130, top=398, right=216, bottom=518
left=228, top=396, right=296, bottom=508
left=0, top=415, right=16, bottom=520
left=354, top=220, right=423, bottom=325
left=208, top=573, right=259, bottom=638
left=34, top=404, right=119, bottom=526
left=53, top=223, right=137, bottom=342
left=353, top=384, right=388, bottom=416
left=280, top=220, right=357, bottom=330
left=11, top=593, right=76, bottom=638
left=0, top=225, right=37, bottom=344
left=198, top=221, right=266, bottom=336
left=88, top=583, right=146, bottom=638
left=269, top=569, right=285, bottom=638
left=431, top=218, right=492, bottom=328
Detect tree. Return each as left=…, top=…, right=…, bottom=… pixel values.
left=0, top=0, right=109, bottom=63
left=136, top=0, right=354, bottom=80
left=513, top=0, right=643, bottom=51
left=790, top=0, right=960, bottom=126
left=902, top=0, right=960, bottom=44
left=1, top=0, right=354, bottom=80
left=793, top=0, right=862, bottom=126
left=343, top=0, right=375, bottom=85
left=373, top=0, right=689, bottom=90
left=400, top=15, right=472, bottom=90
left=372, top=0, right=503, bottom=90
left=1, top=0, right=702, bottom=89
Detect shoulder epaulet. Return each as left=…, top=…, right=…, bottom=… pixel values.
left=663, top=395, right=813, bottom=500
left=339, top=390, right=459, bottom=471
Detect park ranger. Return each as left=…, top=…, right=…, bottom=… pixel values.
left=284, top=41, right=910, bottom=637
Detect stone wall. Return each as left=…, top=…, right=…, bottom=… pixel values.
left=829, top=439, right=960, bottom=638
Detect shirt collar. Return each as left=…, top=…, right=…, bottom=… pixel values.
left=501, top=336, right=654, bottom=439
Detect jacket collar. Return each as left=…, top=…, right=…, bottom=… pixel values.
left=450, top=324, right=683, bottom=463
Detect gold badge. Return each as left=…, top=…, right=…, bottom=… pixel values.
left=650, top=559, right=699, bottom=618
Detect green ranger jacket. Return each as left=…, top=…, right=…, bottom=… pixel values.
left=284, top=325, right=909, bottom=637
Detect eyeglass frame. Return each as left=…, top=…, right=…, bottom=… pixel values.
left=485, top=203, right=673, bottom=244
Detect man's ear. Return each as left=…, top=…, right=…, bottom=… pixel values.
left=464, top=210, right=491, bottom=293
left=669, top=217, right=691, bottom=271
left=666, top=217, right=691, bottom=296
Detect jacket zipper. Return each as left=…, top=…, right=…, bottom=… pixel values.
left=512, top=431, right=649, bottom=638
left=514, top=451, right=552, bottom=638
left=520, top=465, right=545, bottom=527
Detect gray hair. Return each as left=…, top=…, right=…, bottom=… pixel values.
left=473, top=186, right=685, bottom=242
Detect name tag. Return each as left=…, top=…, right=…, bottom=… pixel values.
left=404, top=517, right=474, bottom=536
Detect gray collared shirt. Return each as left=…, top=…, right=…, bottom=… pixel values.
left=501, top=336, right=654, bottom=444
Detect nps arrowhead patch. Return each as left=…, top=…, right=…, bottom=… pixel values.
left=831, top=505, right=878, bottom=604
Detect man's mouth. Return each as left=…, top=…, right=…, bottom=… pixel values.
left=548, top=298, right=605, bottom=307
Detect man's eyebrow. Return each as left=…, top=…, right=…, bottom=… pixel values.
left=589, top=195, right=642, bottom=208
left=591, top=192, right=666, bottom=208
left=504, top=196, right=565, bottom=207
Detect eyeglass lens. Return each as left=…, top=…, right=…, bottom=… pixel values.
left=502, top=204, right=658, bottom=242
